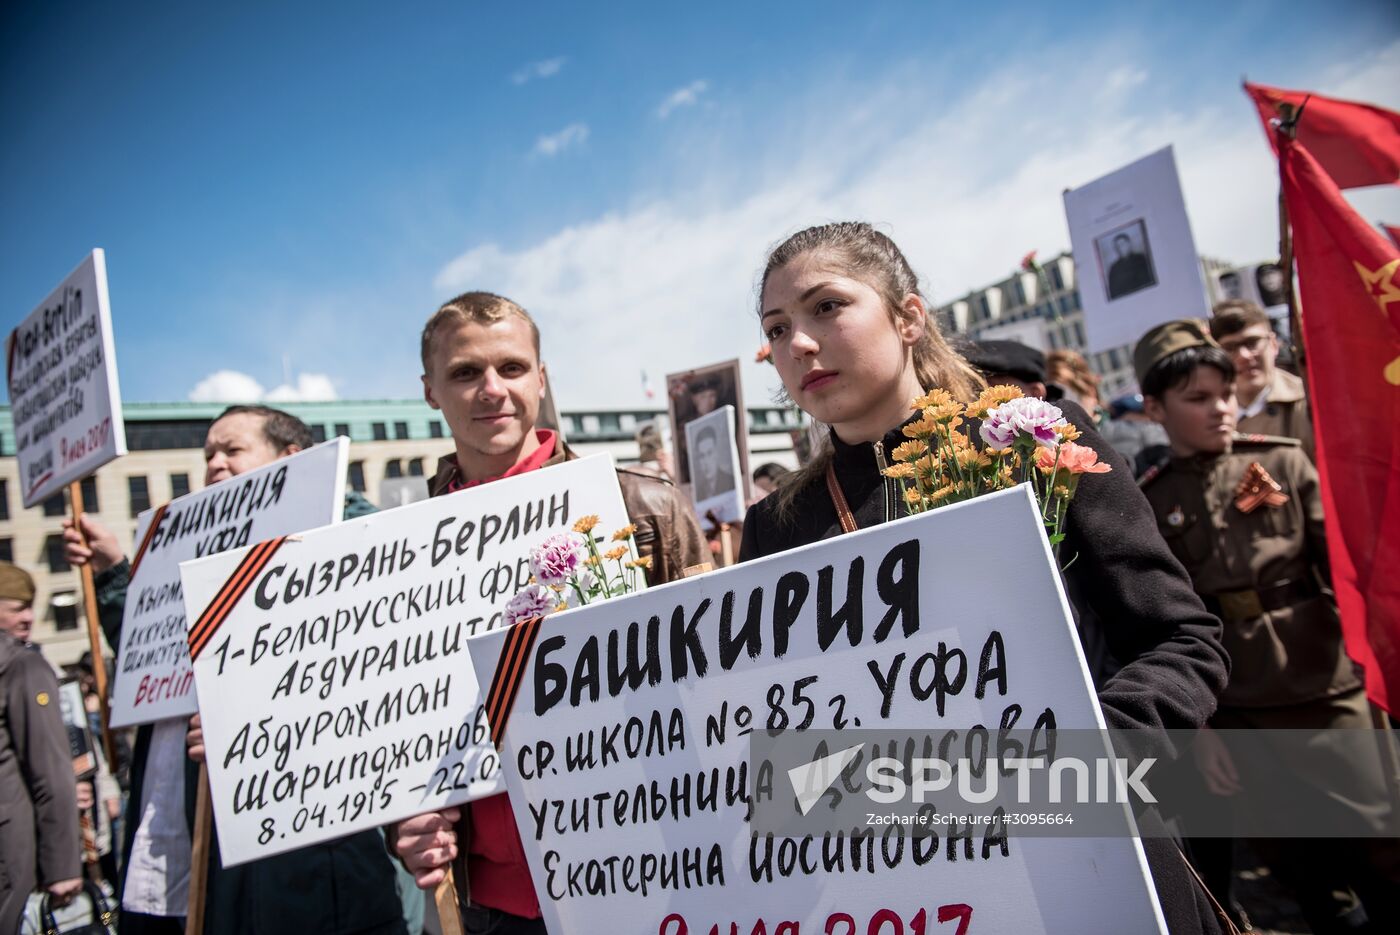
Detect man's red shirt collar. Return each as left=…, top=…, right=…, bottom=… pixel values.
left=446, top=429, right=558, bottom=492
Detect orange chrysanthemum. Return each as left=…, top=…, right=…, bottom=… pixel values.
left=611, top=524, right=637, bottom=541
left=891, top=440, right=926, bottom=463
left=902, top=414, right=940, bottom=439
left=573, top=515, right=601, bottom=533
left=967, top=384, right=1024, bottom=418
left=912, top=388, right=954, bottom=410
left=923, top=400, right=964, bottom=424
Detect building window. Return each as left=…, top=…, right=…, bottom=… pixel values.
left=51, top=591, right=79, bottom=631
left=581, top=415, right=601, bottom=435
left=80, top=477, right=99, bottom=512
left=394, top=421, right=409, bottom=440
left=0, top=538, right=12, bottom=563
left=0, top=479, right=8, bottom=520
left=1107, top=348, right=1123, bottom=370
left=311, top=425, right=327, bottom=443
left=428, top=422, right=444, bottom=438
left=977, top=295, right=992, bottom=321
left=371, top=423, right=388, bottom=441
left=1074, top=321, right=1087, bottom=346
left=43, top=493, right=66, bottom=517
left=385, top=460, right=404, bottom=479
left=1049, top=263, right=1065, bottom=290
left=334, top=423, right=351, bottom=439
left=348, top=462, right=366, bottom=492
left=171, top=473, right=191, bottom=500
left=128, top=476, right=151, bottom=517
left=408, top=458, right=425, bottom=477
left=45, top=534, right=69, bottom=572
left=1011, top=278, right=1027, bottom=307
left=619, top=414, right=637, bottom=433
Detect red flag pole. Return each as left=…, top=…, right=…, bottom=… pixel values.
left=1275, top=99, right=1307, bottom=373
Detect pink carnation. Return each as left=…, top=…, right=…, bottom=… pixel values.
left=503, top=583, right=556, bottom=627
left=979, top=397, right=1067, bottom=450
left=528, top=532, right=587, bottom=587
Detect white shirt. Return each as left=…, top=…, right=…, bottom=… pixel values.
left=1239, top=379, right=1272, bottom=419
left=122, top=717, right=191, bottom=917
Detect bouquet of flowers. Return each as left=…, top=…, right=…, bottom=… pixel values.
left=502, top=515, right=650, bottom=626
left=883, top=386, right=1111, bottom=555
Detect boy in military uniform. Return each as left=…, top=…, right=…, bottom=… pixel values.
left=1208, top=300, right=1313, bottom=459
left=1135, top=320, right=1398, bottom=933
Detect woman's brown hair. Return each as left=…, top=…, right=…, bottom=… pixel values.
left=758, top=222, right=983, bottom=520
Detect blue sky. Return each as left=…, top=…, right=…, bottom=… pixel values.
left=4, top=0, right=1399, bottom=409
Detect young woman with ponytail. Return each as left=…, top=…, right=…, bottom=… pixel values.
left=739, top=222, right=1230, bottom=935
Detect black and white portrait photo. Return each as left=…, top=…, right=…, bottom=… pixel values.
left=1215, top=269, right=1245, bottom=301
left=1255, top=262, right=1288, bottom=308
left=685, top=405, right=743, bottom=523
left=1096, top=220, right=1158, bottom=300
left=666, top=358, right=748, bottom=492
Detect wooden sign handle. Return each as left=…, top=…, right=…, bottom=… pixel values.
left=435, top=868, right=464, bottom=935
left=185, top=763, right=213, bottom=935
left=68, top=480, right=118, bottom=769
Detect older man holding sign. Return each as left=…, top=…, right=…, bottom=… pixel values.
left=65, top=406, right=410, bottom=935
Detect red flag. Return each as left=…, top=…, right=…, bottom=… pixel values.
left=1280, top=132, right=1400, bottom=714
left=1385, top=224, right=1400, bottom=250
left=1246, top=81, right=1400, bottom=189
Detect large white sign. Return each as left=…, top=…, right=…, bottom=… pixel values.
left=6, top=249, right=128, bottom=508
left=1063, top=147, right=1209, bottom=353
left=109, top=439, right=348, bottom=728
left=179, top=454, right=633, bottom=866
left=469, top=487, right=1167, bottom=934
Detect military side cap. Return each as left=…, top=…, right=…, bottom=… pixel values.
left=0, top=562, right=35, bottom=603
left=963, top=340, right=1047, bottom=384
left=1133, top=319, right=1216, bottom=384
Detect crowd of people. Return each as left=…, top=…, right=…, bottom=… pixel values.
left=2, top=220, right=1395, bottom=934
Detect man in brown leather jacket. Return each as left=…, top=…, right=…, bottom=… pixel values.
left=396, top=291, right=709, bottom=934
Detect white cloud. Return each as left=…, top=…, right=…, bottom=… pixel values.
left=265, top=373, right=339, bottom=402
left=188, top=370, right=265, bottom=403
left=188, top=370, right=339, bottom=403
left=657, top=79, right=708, bottom=118
left=532, top=123, right=589, bottom=157
left=512, top=57, right=566, bottom=85
left=437, top=41, right=1400, bottom=410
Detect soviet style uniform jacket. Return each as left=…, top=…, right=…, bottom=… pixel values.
left=1236, top=369, right=1314, bottom=462
left=0, top=633, right=81, bottom=934
left=1140, top=434, right=1355, bottom=710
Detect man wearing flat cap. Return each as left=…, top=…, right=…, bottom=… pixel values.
left=960, top=339, right=1050, bottom=399
left=0, top=562, right=84, bottom=932
left=1135, top=320, right=1400, bottom=933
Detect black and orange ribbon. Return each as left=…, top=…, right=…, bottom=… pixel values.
left=1234, top=462, right=1289, bottom=514
left=128, top=503, right=169, bottom=579
left=188, top=536, right=287, bottom=662
left=483, top=615, right=545, bottom=748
